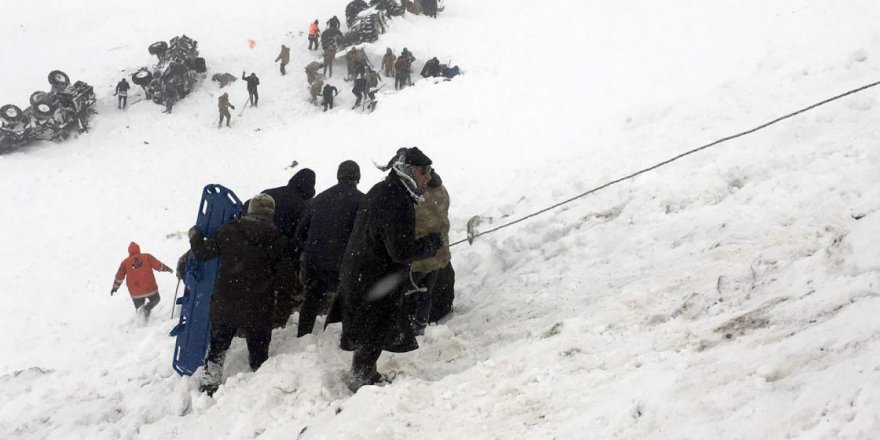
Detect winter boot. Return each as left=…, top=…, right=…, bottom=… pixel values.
left=199, top=360, right=223, bottom=397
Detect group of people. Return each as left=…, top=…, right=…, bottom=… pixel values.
left=109, top=147, right=454, bottom=395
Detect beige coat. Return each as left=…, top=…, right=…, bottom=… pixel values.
left=411, top=183, right=450, bottom=273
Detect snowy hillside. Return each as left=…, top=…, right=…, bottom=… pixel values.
left=2, top=0, right=880, bottom=438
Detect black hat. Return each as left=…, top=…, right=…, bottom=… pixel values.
left=403, top=147, right=432, bottom=166
left=337, top=160, right=360, bottom=181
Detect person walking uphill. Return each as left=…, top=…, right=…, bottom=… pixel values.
left=218, top=92, right=235, bottom=128
left=295, top=161, right=364, bottom=337
left=242, top=168, right=316, bottom=328
left=275, top=44, right=291, bottom=75
left=243, top=71, right=260, bottom=107
left=188, top=194, right=288, bottom=397
left=114, top=78, right=130, bottom=109
left=328, top=147, right=442, bottom=392
left=322, top=83, right=338, bottom=112
left=308, top=20, right=321, bottom=51
left=111, top=242, right=173, bottom=320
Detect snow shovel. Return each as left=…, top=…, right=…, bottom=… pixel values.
left=238, top=97, right=252, bottom=116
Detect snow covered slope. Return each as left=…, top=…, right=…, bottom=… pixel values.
left=1, top=0, right=879, bottom=438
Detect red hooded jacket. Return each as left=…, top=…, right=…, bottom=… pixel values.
left=113, top=242, right=170, bottom=298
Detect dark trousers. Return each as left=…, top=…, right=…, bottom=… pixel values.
left=395, top=73, right=406, bottom=90
left=308, top=36, right=319, bottom=50
left=402, top=270, right=439, bottom=335
left=323, top=97, right=334, bottom=111
left=131, top=292, right=161, bottom=317
left=117, top=95, right=127, bottom=109
left=297, top=268, right=338, bottom=337
left=164, top=96, right=174, bottom=113
left=206, top=323, right=272, bottom=372
left=353, top=89, right=364, bottom=107
left=219, top=110, right=231, bottom=127
left=352, top=345, right=382, bottom=381
left=249, top=90, right=259, bottom=107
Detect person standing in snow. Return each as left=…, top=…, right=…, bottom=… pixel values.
left=322, top=83, right=339, bottom=111
left=295, top=160, right=364, bottom=337
left=162, top=82, right=177, bottom=114
left=323, top=44, right=337, bottom=79
left=111, top=242, right=173, bottom=320
left=327, top=15, right=341, bottom=30
left=188, top=194, right=287, bottom=397
left=308, top=19, right=321, bottom=51
left=114, top=78, right=130, bottom=109
left=242, top=169, right=316, bottom=328
left=275, top=44, right=291, bottom=75
left=404, top=169, right=451, bottom=335
left=394, top=55, right=409, bottom=90
left=351, top=69, right=367, bottom=109
left=242, top=71, right=260, bottom=107
left=327, top=147, right=441, bottom=392
left=364, top=66, right=382, bottom=110
left=381, top=48, right=396, bottom=78
left=422, top=0, right=438, bottom=18
left=218, top=92, right=235, bottom=128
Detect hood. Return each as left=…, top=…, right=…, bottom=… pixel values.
left=427, top=170, right=442, bottom=188
left=128, top=242, right=141, bottom=256
left=289, top=168, right=316, bottom=200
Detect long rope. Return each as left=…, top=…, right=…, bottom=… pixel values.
left=450, top=79, right=880, bottom=247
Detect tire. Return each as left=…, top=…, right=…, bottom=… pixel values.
left=193, top=57, right=207, bottom=74
left=0, top=104, right=22, bottom=124
left=30, top=91, right=49, bottom=107
left=131, top=69, right=152, bottom=86
left=32, top=101, right=57, bottom=120
left=148, top=41, right=168, bottom=56
left=48, top=70, right=70, bottom=87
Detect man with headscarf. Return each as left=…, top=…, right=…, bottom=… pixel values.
left=243, top=169, right=316, bottom=327
left=327, top=147, right=442, bottom=392
left=188, top=193, right=288, bottom=396
left=295, top=161, right=364, bottom=337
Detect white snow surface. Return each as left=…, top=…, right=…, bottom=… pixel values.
left=2, top=0, right=880, bottom=438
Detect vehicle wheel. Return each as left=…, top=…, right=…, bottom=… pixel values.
left=193, top=57, right=207, bottom=74
left=29, top=91, right=50, bottom=107
left=148, top=41, right=168, bottom=56
left=0, top=104, right=23, bottom=124
left=32, top=101, right=57, bottom=120
left=132, top=69, right=152, bottom=86
left=48, top=70, right=70, bottom=87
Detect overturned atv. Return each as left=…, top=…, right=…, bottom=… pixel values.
left=130, top=35, right=206, bottom=105
left=0, top=70, right=96, bottom=154
left=339, top=7, right=387, bottom=49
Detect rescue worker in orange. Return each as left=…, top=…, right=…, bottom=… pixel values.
left=308, top=20, right=321, bottom=51
left=111, top=242, right=173, bottom=319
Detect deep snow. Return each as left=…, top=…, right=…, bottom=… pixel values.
left=1, top=0, right=880, bottom=438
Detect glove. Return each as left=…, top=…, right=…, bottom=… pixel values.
left=164, top=267, right=173, bottom=273
left=110, top=287, right=117, bottom=296
left=425, top=232, right=442, bottom=252
left=188, top=226, right=200, bottom=240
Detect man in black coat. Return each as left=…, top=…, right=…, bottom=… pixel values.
left=242, top=71, right=260, bottom=107
left=295, top=161, right=364, bottom=337
left=114, top=78, right=130, bottom=109
left=330, top=147, right=441, bottom=392
left=188, top=194, right=287, bottom=397
left=243, top=169, right=316, bottom=328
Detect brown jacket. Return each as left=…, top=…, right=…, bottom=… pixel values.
left=218, top=93, right=234, bottom=112
left=275, top=45, right=290, bottom=64
left=411, top=180, right=450, bottom=273
left=382, top=50, right=396, bottom=73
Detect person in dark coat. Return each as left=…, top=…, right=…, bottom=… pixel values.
left=327, top=15, right=341, bottom=30
left=421, top=57, right=442, bottom=78
left=322, top=83, right=339, bottom=111
left=422, top=0, right=438, bottom=18
left=242, top=169, right=316, bottom=328
left=188, top=194, right=287, bottom=396
left=328, top=147, right=441, bottom=392
left=295, top=161, right=364, bottom=337
left=351, top=69, right=367, bottom=109
left=114, top=78, right=130, bottom=109
left=242, top=71, right=260, bottom=107
left=162, top=82, right=178, bottom=114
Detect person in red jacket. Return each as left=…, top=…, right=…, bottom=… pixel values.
left=111, top=242, right=173, bottom=319
left=308, top=19, right=320, bottom=50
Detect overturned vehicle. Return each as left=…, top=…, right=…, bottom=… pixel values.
left=0, top=70, right=96, bottom=154
left=130, top=35, right=206, bottom=105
